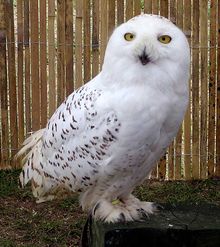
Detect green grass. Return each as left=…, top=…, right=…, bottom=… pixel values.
left=0, top=169, right=219, bottom=246
left=0, top=169, right=21, bottom=197
left=134, top=179, right=220, bottom=205
left=0, top=239, right=17, bottom=247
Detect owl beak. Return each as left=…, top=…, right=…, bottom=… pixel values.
left=139, top=50, right=150, bottom=65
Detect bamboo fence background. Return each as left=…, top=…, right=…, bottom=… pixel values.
left=0, top=0, right=219, bottom=180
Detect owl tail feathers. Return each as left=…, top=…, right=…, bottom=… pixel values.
left=15, top=128, right=54, bottom=202
left=15, top=129, right=45, bottom=163
left=16, top=129, right=71, bottom=203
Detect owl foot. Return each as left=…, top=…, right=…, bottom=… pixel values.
left=92, top=195, right=160, bottom=223
left=92, top=198, right=134, bottom=223
left=122, top=194, right=160, bottom=220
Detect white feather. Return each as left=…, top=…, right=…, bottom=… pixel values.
left=15, top=129, right=45, bottom=161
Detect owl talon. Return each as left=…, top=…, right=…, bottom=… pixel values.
left=93, top=202, right=101, bottom=215
left=137, top=208, right=149, bottom=219
left=153, top=203, right=164, bottom=211
left=119, top=212, right=126, bottom=222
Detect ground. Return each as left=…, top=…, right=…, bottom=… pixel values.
left=0, top=169, right=219, bottom=247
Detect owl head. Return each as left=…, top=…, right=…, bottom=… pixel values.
left=102, top=14, right=190, bottom=87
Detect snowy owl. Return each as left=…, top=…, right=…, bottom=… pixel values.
left=16, top=14, right=190, bottom=223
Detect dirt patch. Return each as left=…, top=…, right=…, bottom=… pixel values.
left=0, top=195, right=86, bottom=246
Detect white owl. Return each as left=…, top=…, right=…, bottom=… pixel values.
left=16, top=14, right=190, bottom=223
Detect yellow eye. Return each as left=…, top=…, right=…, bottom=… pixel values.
left=124, top=33, right=135, bottom=41
left=158, top=35, right=172, bottom=44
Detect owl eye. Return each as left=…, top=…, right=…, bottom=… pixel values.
left=124, top=33, right=135, bottom=41
left=158, top=35, right=172, bottom=44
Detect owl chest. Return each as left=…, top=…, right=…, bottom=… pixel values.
left=112, top=94, right=184, bottom=162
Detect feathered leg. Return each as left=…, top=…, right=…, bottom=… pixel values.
left=92, top=194, right=159, bottom=223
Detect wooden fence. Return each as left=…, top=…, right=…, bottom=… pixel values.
left=0, top=0, right=219, bottom=180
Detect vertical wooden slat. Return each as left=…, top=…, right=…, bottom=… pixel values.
left=57, top=0, right=66, bottom=105
left=126, top=0, right=134, bottom=20
left=100, top=0, right=108, bottom=66
left=160, top=0, right=168, bottom=17
left=158, top=0, right=169, bottom=180
left=65, top=0, right=74, bottom=95
left=117, top=0, right=124, bottom=25
left=191, top=0, right=200, bottom=179
left=24, top=0, right=31, bottom=133
left=152, top=0, right=159, bottom=15
left=30, top=0, right=40, bottom=131
left=144, top=0, right=152, bottom=14
left=0, top=0, right=2, bottom=166
left=108, top=0, right=115, bottom=37
left=216, top=0, right=220, bottom=177
left=134, top=0, right=141, bottom=15
left=83, top=0, right=91, bottom=83
left=168, top=146, right=174, bottom=179
left=151, top=0, right=166, bottom=179
left=6, top=0, right=18, bottom=160
left=200, top=0, right=208, bottom=179
left=0, top=0, right=9, bottom=168
left=17, top=0, right=24, bottom=144
left=207, top=0, right=216, bottom=178
left=158, top=154, right=166, bottom=180
left=75, top=0, right=83, bottom=89
left=174, top=0, right=183, bottom=180
left=169, top=0, right=176, bottom=24
left=48, top=0, right=56, bottom=117
left=167, top=0, right=176, bottom=180
left=176, top=0, right=183, bottom=26
left=183, top=0, right=192, bottom=180
left=92, top=0, right=100, bottom=77
left=151, top=165, right=158, bottom=180
left=40, top=0, right=47, bottom=127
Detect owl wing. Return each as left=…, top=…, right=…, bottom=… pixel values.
left=18, top=82, right=121, bottom=200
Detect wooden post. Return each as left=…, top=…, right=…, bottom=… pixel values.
left=17, top=0, right=25, bottom=146
left=30, top=0, right=40, bottom=131
left=100, top=0, right=108, bottom=66
left=5, top=0, right=18, bottom=162
left=117, top=0, right=124, bottom=25
left=83, top=0, right=91, bottom=83
left=48, top=0, right=56, bottom=117
left=0, top=0, right=9, bottom=168
left=167, top=1, right=176, bottom=180
left=40, top=0, right=47, bottom=127
left=174, top=0, right=184, bottom=180
left=82, top=204, right=220, bottom=246
left=208, top=0, right=217, bottom=179
left=24, top=0, right=31, bottom=134
left=200, top=0, right=208, bottom=179
left=57, top=0, right=66, bottom=105
left=158, top=0, right=169, bottom=180
left=92, top=0, right=100, bottom=77
left=75, top=0, right=83, bottom=89
left=126, top=0, right=134, bottom=20
left=134, top=0, right=141, bottom=15
left=108, top=0, right=115, bottom=37
left=144, top=0, right=152, bottom=14
left=216, top=1, right=220, bottom=177
left=65, top=0, right=74, bottom=95
left=183, top=0, right=192, bottom=180
left=152, top=0, right=159, bottom=15
left=192, top=0, right=200, bottom=179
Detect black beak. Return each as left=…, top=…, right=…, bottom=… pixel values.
left=139, top=51, right=150, bottom=65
